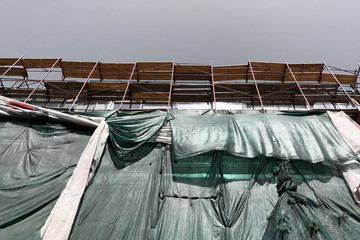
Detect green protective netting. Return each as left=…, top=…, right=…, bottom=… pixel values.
left=105, top=110, right=169, bottom=168
left=70, top=145, right=360, bottom=239
left=263, top=161, right=360, bottom=239
left=0, top=118, right=92, bottom=240
left=157, top=151, right=279, bottom=240
left=170, top=110, right=357, bottom=163
left=68, top=110, right=360, bottom=240
left=70, top=144, right=279, bottom=240
left=2, top=110, right=359, bottom=239
left=69, top=144, right=164, bottom=240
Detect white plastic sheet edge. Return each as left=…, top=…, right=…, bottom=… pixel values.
left=41, top=120, right=109, bottom=240
left=0, top=95, right=100, bottom=128
left=328, top=111, right=360, bottom=204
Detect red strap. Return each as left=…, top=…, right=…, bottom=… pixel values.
left=9, top=101, right=34, bottom=110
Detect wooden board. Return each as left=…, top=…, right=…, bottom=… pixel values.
left=174, top=65, right=211, bottom=81
left=45, top=81, right=88, bottom=98
left=100, top=63, right=135, bottom=80
left=22, top=59, right=61, bottom=69
left=0, top=58, right=23, bottom=66
left=62, top=61, right=101, bottom=79
left=213, top=65, right=248, bottom=81
left=136, top=62, right=173, bottom=81
left=320, top=73, right=357, bottom=84
left=0, top=67, right=27, bottom=77
left=88, top=82, right=127, bottom=91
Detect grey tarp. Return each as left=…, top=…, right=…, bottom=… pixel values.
left=0, top=118, right=92, bottom=239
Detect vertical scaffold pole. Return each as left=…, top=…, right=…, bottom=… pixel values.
left=25, top=57, right=62, bottom=103
left=167, top=61, right=175, bottom=112
left=356, top=62, right=360, bottom=91
left=68, top=58, right=101, bottom=111
left=210, top=62, right=217, bottom=112
left=285, top=61, right=312, bottom=110
left=248, top=59, right=265, bottom=113
left=120, top=61, right=137, bottom=110
left=322, top=60, right=358, bottom=109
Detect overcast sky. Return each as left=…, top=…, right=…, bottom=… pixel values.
left=1, top=0, right=359, bottom=70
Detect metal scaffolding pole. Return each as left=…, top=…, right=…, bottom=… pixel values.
left=167, top=61, right=175, bottom=112
left=24, top=57, right=62, bottom=103
left=285, top=61, right=312, bottom=110
left=120, top=62, right=137, bottom=110
left=0, top=55, right=24, bottom=88
left=356, top=62, right=360, bottom=91
left=210, top=63, right=217, bottom=112
left=68, top=58, right=101, bottom=111
left=322, top=60, right=359, bottom=110
left=248, top=59, right=265, bottom=112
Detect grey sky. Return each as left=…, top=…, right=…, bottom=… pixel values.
left=1, top=0, right=359, bottom=70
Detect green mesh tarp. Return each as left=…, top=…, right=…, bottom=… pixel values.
left=70, top=148, right=360, bottom=239
left=263, top=161, right=360, bottom=239
left=2, top=110, right=360, bottom=239
left=69, top=144, right=163, bottom=239
left=0, top=118, right=92, bottom=240
left=69, top=110, right=360, bottom=239
left=170, top=110, right=357, bottom=163
left=106, top=110, right=168, bottom=168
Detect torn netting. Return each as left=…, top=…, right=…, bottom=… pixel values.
left=263, top=161, right=360, bottom=239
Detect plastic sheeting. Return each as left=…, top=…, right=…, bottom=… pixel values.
left=69, top=146, right=360, bottom=239
left=328, top=111, right=360, bottom=158
left=0, top=95, right=100, bottom=128
left=41, top=121, right=109, bottom=240
left=170, top=110, right=357, bottom=164
left=68, top=110, right=360, bottom=240
left=69, top=144, right=278, bottom=240
left=2, top=109, right=360, bottom=239
left=0, top=118, right=92, bottom=240
left=69, top=144, right=163, bottom=239
left=264, top=161, right=360, bottom=239
left=106, top=110, right=169, bottom=168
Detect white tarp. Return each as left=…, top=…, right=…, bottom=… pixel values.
left=41, top=120, right=109, bottom=240
left=328, top=111, right=360, bottom=204
left=0, top=95, right=100, bottom=128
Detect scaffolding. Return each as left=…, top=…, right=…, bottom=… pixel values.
left=0, top=57, right=359, bottom=122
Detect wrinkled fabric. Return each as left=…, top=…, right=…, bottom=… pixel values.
left=41, top=121, right=109, bottom=240
left=70, top=144, right=280, bottom=240
left=106, top=110, right=169, bottom=168
left=0, top=118, right=92, bottom=240
left=70, top=143, right=360, bottom=240
left=170, top=110, right=357, bottom=163
left=2, top=110, right=360, bottom=240
left=263, top=191, right=360, bottom=240
left=264, top=161, right=360, bottom=240
left=158, top=151, right=279, bottom=240
left=70, top=144, right=164, bottom=240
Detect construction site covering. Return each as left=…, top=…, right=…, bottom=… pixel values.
left=0, top=95, right=360, bottom=239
